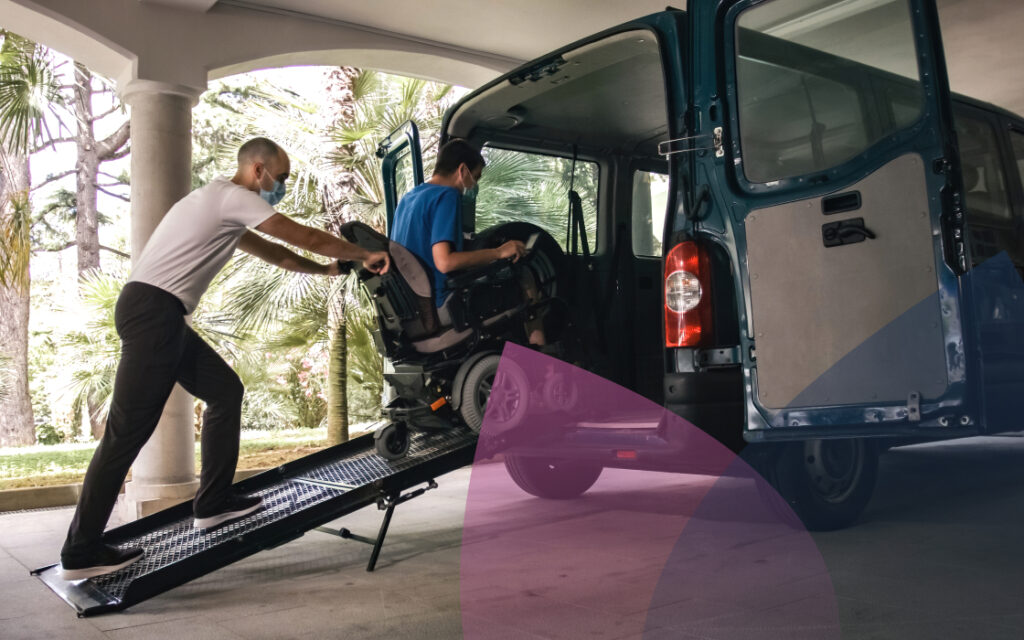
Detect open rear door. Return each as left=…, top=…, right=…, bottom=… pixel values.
left=378, top=120, right=424, bottom=233
left=688, top=0, right=971, bottom=436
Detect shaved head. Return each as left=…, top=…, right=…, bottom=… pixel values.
left=238, top=137, right=283, bottom=167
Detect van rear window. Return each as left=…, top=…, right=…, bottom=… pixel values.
left=476, top=146, right=599, bottom=254
left=1012, top=131, right=1024, bottom=205
left=734, top=0, right=925, bottom=184
left=955, top=109, right=1012, bottom=221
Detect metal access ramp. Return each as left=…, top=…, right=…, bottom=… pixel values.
left=33, top=428, right=477, bottom=617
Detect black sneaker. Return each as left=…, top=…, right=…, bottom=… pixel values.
left=193, top=493, right=264, bottom=530
left=60, top=543, right=144, bottom=580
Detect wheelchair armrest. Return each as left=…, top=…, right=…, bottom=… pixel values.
left=445, top=258, right=516, bottom=290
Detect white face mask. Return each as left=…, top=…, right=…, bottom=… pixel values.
left=460, top=165, right=479, bottom=195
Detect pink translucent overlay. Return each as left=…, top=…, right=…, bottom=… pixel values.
left=460, top=343, right=840, bottom=639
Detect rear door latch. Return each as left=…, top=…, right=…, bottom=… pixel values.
left=822, top=218, right=876, bottom=248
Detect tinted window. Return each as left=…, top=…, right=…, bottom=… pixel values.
left=1012, top=130, right=1024, bottom=201
left=394, top=148, right=416, bottom=202
left=956, top=110, right=1011, bottom=220
left=735, top=0, right=924, bottom=184
left=476, top=147, right=599, bottom=254
left=632, top=170, right=668, bottom=257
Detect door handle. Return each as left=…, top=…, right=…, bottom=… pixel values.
left=822, top=218, right=875, bottom=248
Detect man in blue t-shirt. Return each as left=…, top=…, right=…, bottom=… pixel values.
left=391, top=139, right=526, bottom=308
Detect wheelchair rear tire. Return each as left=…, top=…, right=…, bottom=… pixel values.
left=458, top=354, right=530, bottom=433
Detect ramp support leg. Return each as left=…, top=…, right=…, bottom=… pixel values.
left=316, top=479, right=438, bottom=572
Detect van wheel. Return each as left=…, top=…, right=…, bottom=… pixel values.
left=458, top=354, right=530, bottom=433
left=761, top=439, right=878, bottom=531
left=375, top=422, right=410, bottom=461
left=504, top=455, right=602, bottom=499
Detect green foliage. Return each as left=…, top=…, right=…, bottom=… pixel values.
left=0, top=442, right=96, bottom=486
left=0, top=428, right=329, bottom=488
left=284, top=355, right=328, bottom=429
left=476, top=147, right=600, bottom=251
left=61, top=270, right=123, bottom=427
left=16, top=66, right=465, bottom=444
left=345, top=283, right=383, bottom=422
left=0, top=31, right=64, bottom=155
left=325, top=70, right=455, bottom=229
left=35, top=422, right=63, bottom=445
left=30, top=187, right=115, bottom=252
left=0, top=188, right=31, bottom=291
left=31, top=187, right=76, bottom=250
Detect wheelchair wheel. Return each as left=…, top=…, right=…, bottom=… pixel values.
left=458, top=354, right=530, bottom=433
left=374, top=422, right=410, bottom=461
left=542, top=371, right=579, bottom=413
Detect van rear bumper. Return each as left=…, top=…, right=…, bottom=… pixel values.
left=664, top=369, right=745, bottom=452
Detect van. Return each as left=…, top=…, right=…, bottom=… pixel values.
left=378, top=0, right=1024, bottom=530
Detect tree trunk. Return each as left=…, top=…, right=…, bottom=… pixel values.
left=326, top=292, right=348, bottom=444
left=71, top=61, right=130, bottom=440
left=72, top=62, right=101, bottom=278
left=0, top=148, right=36, bottom=446
left=320, top=67, right=361, bottom=215
left=321, top=67, right=361, bottom=445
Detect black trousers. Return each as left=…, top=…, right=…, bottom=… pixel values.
left=63, top=282, right=244, bottom=552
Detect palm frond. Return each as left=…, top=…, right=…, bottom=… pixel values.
left=0, top=186, right=32, bottom=291
left=0, top=33, right=63, bottom=154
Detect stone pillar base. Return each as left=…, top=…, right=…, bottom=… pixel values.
left=119, top=478, right=199, bottom=520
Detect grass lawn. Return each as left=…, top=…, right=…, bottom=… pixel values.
left=0, top=427, right=349, bottom=490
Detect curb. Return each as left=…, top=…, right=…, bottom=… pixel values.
left=0, top=468, right=269, bottom=513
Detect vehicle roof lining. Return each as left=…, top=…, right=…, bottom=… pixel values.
left=448, top=29, right=669, bottom=158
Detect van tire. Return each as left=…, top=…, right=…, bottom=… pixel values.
left=764, top=439, right=878, bottom=531
left=504, top=455, right=602, bottom=499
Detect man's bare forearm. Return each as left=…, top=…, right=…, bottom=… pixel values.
left=253, top=215, right=390, bottom=275
left=305, top=227, right=371, bottom=262
left=239, top=231, right=330, bottom=274
left=435, top=247, right=499, bottom=273
left=278, top=251, right=331, bottom=275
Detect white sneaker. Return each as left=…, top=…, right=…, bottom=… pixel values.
left=193, top=494, right=264, bottom=530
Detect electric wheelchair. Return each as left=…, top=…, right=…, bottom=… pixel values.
left=339, top=220, right=575, bottom=460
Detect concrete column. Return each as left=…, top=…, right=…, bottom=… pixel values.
left=118, top=80, right=204, bottom=519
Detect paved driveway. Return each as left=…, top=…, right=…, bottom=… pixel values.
left=1, top=436, right=1022, bottom=639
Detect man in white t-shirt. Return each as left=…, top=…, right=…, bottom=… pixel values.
left=59, top=138, right=390, bottom=580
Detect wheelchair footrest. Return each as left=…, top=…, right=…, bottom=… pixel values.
left=386, top=403, right=452, bottom=431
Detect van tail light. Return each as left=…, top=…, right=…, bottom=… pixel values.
left=664, top=241, right=712, bottom=348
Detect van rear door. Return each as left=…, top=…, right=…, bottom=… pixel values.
left=379, top=120, right=425, bottom=233
left=687, top=0, right=971, bottom=436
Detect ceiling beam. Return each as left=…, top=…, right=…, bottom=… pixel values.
left=138, top=0, right=217, bottom=12
left=217, top=0, right=523, bottom=70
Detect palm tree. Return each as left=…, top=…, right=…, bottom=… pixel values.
left=475, top=147, right=600, bottom=251
left=60, top=269, right=121, bottom=428
left=209, top=69, right=457, bottom=444
left=0, top=31, right=61, bottom=445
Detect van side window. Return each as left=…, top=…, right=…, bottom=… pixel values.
left=476, top=146, right=599, bottom=254
left=1012, top=131, right=1024, bottom=202
left=394, top=151, right=416, bottom=202
left=955, top=111, right=1012, bottom=221
left=631, top=171, right=668, bottom=257
left=734, top=0, right=924, bottom=184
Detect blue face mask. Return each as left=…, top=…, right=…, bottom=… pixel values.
left=260, top=178, right=287, bottom=207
